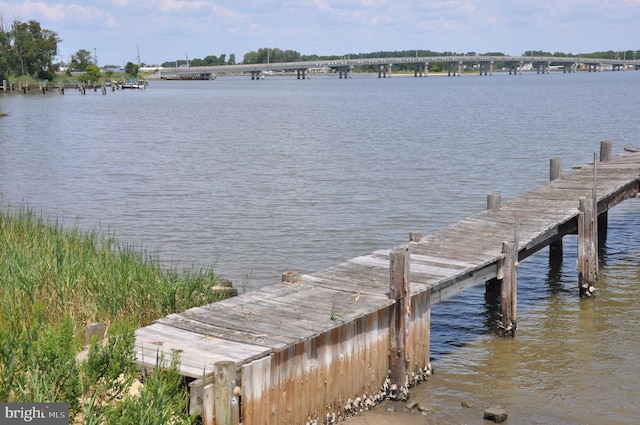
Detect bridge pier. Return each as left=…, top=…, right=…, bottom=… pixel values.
left=508, top=62, right=521, bottom=75
left=338, top=66, right=352, bottom=79
left=479, top=61, right=493, bottom=76
left=536, top=61, right=550, bottom=74
left=447, top=61, right=462, bottom=76
left=414, top=63, right=427, bottom=77
left=378, top=64, right=392, bottom=78
left=296, top=69, right=309, bottom=79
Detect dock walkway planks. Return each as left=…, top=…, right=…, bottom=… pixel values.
left=134, top=147, right=640, bottom=423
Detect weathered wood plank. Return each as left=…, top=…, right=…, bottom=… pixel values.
left=157, top=313, right=293, bottom=350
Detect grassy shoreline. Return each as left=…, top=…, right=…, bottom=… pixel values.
left=0, top=206, right=234, bottom=423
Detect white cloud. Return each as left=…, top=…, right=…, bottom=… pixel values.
left=0, top=1, right=118, bottom=28
left=211, top=3, right=250, bottom=24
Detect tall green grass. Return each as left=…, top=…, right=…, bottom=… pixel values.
left=0, top=206, right=232, bottom=423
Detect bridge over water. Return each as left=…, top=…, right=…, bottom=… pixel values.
left=159, top=55, right=640, bottom=80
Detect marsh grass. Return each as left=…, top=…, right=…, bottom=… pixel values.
left=0, top=206, right=232, bottom=423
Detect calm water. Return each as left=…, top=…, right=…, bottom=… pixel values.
left=1, top=71, right=639, bottom=424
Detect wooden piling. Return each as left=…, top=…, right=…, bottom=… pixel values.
left=578, top=197, right=596, bottom=297
left=485, top=192, right=503, bottom=296
left=85, top=322, right=105, bottom=344
left=389, top=247, right=410, bottom=394
left=549, top=157, right=564, bottom=262
left=600, top=140, right=612, bottom=163
left=282, top=270, right=300, bottom=284
left=499, top=240, right=517, bottom=336
left=598, top=141, right=610, bottom=247
left=487, top=193, right=501, bottom=210
left=550, top=157, right=563, bottom=181
left=212, top=361, right=239, bottom=425
left=409, top=231, right=422, bottom=242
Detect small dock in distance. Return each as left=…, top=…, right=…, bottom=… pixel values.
left=1, top=79, right=146, bottom=95
left=134, top=141, right=640, bottom=425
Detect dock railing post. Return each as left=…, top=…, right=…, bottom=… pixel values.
left=389, top=246, right=410, bottom=399
left=578, top=197, right=597, bottom=297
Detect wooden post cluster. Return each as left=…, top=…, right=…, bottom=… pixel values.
left=548, top=143, right=610, bottom=299
left=389, top=246, right=410, bottom=393
left=190, top=361, right=239, bottom=425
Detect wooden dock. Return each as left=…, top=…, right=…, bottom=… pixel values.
left=134, top=142, right=640, bottom=425
left=1, top=79, right=145, bottom=95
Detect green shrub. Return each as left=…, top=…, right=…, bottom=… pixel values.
left=105, top=353, right=197, bottom=425
left=0, top=207, right=236, bottom=423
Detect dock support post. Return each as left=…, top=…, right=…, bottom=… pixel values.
left=409, top=231, right=422, bottom=242
left=499, top=239, right=517, bottom=336
left=487, top=193, right=501, bottom=210
left=578, top=197, right=597, bottom=297
left=599, top=140, right=612, bottom=162
left=550, top=157, right=563, bottom=181
left=598, top=141, right=612, bottom=247
left=282, top=270, right=300, bottom=284
left=389, top=247, right=410, bottom=399
left=211, top=361, right=240, bottom=425
left=485, top=193, right=502, bottom=295
left=549, top=157, right=564, bottom=262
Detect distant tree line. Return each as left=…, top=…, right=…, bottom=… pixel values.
left=524, top=49, right=638, bottom=60
left=161, top=53, right=236, bottom=68
left=0, top=18, right=60, bottom=81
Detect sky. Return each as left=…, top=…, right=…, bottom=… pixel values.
left=1, top=0, right=639, bottom=66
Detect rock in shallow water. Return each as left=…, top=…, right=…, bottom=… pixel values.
left=484, top=407, right=508, bottom=423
